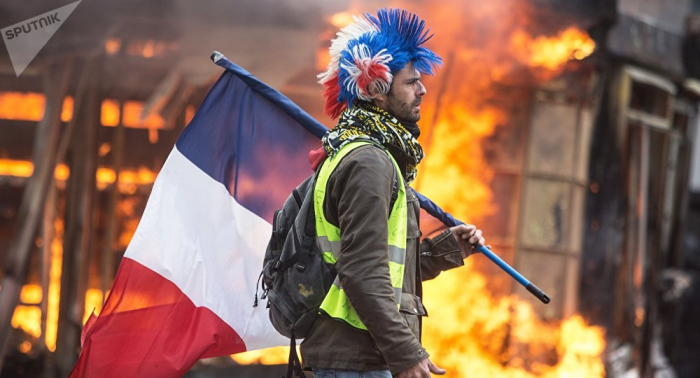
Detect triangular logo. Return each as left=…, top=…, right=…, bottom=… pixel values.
left=1, top=1, right=82, bottom=77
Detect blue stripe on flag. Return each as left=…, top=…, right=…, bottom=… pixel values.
left=175, top=53, right=325, bottom=223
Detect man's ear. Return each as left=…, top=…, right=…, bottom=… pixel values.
left=371, top=93, right=387, bottom=109
left=367, top=79, right=389, bottom=105
left=369, top=90, right=388, bottom=110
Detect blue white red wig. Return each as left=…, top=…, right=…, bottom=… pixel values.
left=319, top=8, right=443, bottom=119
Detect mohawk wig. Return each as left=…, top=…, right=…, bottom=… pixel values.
left=318, top=8, right=443, bottom=119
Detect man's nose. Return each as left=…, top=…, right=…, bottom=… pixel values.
left=417, top=81, right=426, bottom=96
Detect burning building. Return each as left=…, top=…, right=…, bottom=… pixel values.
left=0, top=0, right=699, bottom=377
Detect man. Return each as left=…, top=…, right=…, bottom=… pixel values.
left=302, top=8, right=486, bottom=378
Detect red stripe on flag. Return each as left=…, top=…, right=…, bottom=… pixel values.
left=70, top=258, right=246, bottom=378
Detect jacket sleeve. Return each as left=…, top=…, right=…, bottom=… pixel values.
left=419, top=229, right=464, bottom=281
left=326, top=146, right=428, bottom=374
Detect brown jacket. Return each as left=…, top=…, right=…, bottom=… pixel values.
left=300, top=144, right=464, bottom=374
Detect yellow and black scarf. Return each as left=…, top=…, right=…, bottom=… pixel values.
left=322, top=103, right=424, bottom=183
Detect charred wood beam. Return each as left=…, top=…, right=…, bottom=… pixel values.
left=43, top=55, right=98, bottom=378
left=0, top=59, right=74, bottom=370
left=101, top=105, right=124, bottom=298
left=39, top=183, right=57, bottom=354
left=55, top=56, right=101, bottom=377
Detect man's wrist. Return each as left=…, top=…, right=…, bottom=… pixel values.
left=384, top=342, right=429, bottom=375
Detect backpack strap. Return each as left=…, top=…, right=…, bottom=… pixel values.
left=389, top=161, right=399, bottom=213
left=296, top=167, right=323, bottom=270
left=284, top=331, right=304, bottom=378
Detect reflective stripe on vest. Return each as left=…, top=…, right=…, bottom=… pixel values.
left=314, top=141, right=407, bottom=331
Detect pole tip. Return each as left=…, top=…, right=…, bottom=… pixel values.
left=526, top=283, right=551, bottom=304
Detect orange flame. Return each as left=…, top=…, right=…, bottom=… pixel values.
left=0, top=92, right=74, bottom=122
left=11, top=285, right=42, bottom=339
left=0, top=92, right=44, bottom=121
left=105, top=38, right=122, bottom=56
left=510, top=27, right=596, bottom=71
left=101, top=99, right=120, bottom=126
left=122, top=101, right=165, bottom=129
left=329, top=11, right=355, bottom=29
left=9, top=218, right=64, bottom=352
left=421, top=260, right=605, bottom=377
left=117, top=197, right=144, bottom=249
left=0, top=160, right=69, bottom=181
left=84, top=289, right=105, bottom=324
left=231, top=347, right=294, bottom=365
left=412, top=1, right=604, bottom=376
left=0, top=159, right=156, bottom=194
left=125, top=39, right=178, bottom=59
left=46, top=218, right=64, bottom=352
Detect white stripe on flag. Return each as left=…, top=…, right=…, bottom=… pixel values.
left=124, top=147, right=287, bottom=351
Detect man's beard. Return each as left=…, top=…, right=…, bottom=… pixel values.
left=385, top=94, right=421, bottom=137
left=386, top=93, right=421, bottom=123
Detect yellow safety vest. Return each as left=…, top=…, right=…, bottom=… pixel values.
left=314, top=141, right=407, bottom=330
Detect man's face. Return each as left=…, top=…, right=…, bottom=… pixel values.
left=376, top=61, right=426, bottom=123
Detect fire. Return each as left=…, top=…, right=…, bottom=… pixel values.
left=5, top=196, right=139, bottom=352
left=99, top=142, right=112, bottom=157
left=0, top=92, right=74, bottom=122
left=0, top=159, right=69, bottom=180
left=329, top=11, right=354, bottom=28
left=510, top=27, right=596, bottom=71
left=19, top=341, right=32, bottom=354
left=421, top=260, right=605, bottom=377
left=11, top=285, right=43, bottom=339
left=95, top=166, right=157, bottom=193
left=0, top=159, right=156, bottom=193
left=0, top=93, right=169, bottom=129
left=117, top=197, right=144, bottom=248
left=8, top=219, right=64, bottom=353
left=410, top=0, right=604, bottom=376
left=416, top=108, right=501, bottom=221
left=0, top=159, right=33, bottom=177
left=317, top=7, right=362, bottom=70
left=101, top=99, right=167, bottom=129
left=125, top=39, right=178, bottom=59
left=185, top=105, right=196, bottom=125
left=0, top=92, right=44, bottom=121
left=122, top=101, right=165, bottom=129
left=101, top=99, right=120, bottom=126
left=231, top=347, right=293, bottom=365
left=61, top=96, right=74, bottom=122
left=84, top=289, right=105, bottom=324
left=105, top=38, right=122, bottom=56
left=46, top=218, right=64, bottom=351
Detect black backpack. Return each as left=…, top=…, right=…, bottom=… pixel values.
left=254, top=146, right=398, bottom=377
left=254, top=168, right=335, bottom=377
left=256, top=168, right=336, bottom=336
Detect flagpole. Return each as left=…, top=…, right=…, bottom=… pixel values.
left=211, top=51, right=550, bottom=305
left=411, top=190, right=550, bottom=304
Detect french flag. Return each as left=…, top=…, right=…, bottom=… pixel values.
left=70, top=52, right=327, bottom=377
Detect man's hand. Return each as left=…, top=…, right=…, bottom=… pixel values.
left=396, top=358, right=446, bottom=377
left=449, top=224, right=489, bottom=258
